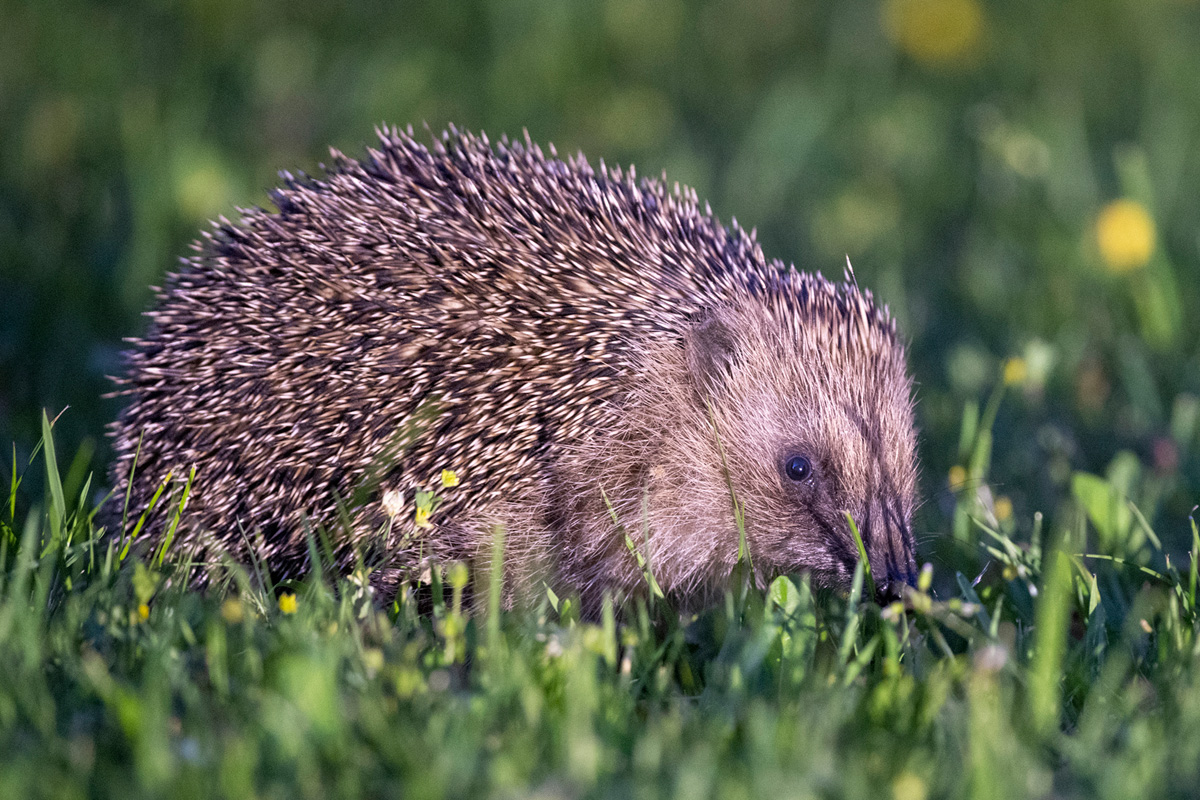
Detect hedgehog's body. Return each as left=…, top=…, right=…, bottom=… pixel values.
left=109, top=128, right=918, bottom=608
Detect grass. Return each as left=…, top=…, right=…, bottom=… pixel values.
left=4, top=1, right=1200, bottom=796
left=2, top=401, right=1200, bottom=800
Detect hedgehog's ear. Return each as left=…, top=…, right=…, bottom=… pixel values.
left=686, top=312, right=739, bottom=400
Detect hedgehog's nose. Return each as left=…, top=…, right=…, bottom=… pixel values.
left=875, top=579, right=907, bottom=605
left=860, top=503, right=917, bottom=605
left=875, top=564, right=917, bottom=605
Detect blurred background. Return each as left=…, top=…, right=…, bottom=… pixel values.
left=2, top=0, right=1198, bottom=553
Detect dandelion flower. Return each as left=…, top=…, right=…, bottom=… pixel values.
left=440, top=469, right=460, bottom=488
left=137, top=603, right=150, bottom=621
left=414, top=505, right=432, bottom=529
left=994, top=495, right=1013, bottom=522
left=948, top=464, right=967, bottom=489
left=278, top=593, right=298, bottom=614
left=892, top=771, right=928, bottom=800
left=1002, top=357, right=1027, bottom=387
left=883, top=0, right=984, bottom=66
left=221, top=597, right=244, bottom=624
left=1096, top=199, right=1155, bottom=273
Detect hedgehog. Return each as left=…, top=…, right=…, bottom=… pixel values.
left=106, top=126, right=919, bottom=611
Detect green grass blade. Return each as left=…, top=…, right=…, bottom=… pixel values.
left=838, top=559, right=865, bottom=669
left=1029, top=540, right=1072, bottom=738
left=487, top=523, right=505, bottom=648
left=120, top=431, right=144, bottom=547
left=1189, top=514, right=1199, bottom=612
left=844, top=511, right=875, bottom=600
left=8, top=442, right=16, bottom=522
left=40, top=411, right=67, bottom=538
left=155, top=465, right=195, bottom=567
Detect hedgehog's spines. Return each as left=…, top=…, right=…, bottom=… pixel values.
left=107, top=126, right=911, bottom=596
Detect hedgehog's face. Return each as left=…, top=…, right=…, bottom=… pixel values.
left=754, top=391, right=919, bottom=600
left=685, top=294, right=919, bottom=600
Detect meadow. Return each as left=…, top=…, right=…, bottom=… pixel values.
left=3, top=0, right=1200, bottom=797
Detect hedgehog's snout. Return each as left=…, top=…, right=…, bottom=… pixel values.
left=875, top=563, right=917, bottom=604
left=875, top=580, right=907, bottom=605
left=859, top=498, right=918, bottom=604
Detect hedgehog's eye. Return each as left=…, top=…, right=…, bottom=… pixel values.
left=785, top=455, right=813, bottom=482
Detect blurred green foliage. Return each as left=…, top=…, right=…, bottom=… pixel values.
left=2, top=0, right=1199, bottom=550
left=3, top=409, right=1200, bottom=797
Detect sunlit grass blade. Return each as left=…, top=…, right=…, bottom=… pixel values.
left=844, top=511, right=874, bottom=600
left=487, top=523, right=505, bottom=648
left=837, top=559, right=866, bottom=670
left=1029, top=539, right=1072, bottom=738
left=40, top=411, right=67, bottom=541
left=120, top=431, right=144, bottom=549
left=154, top=465, right=195, bottom=567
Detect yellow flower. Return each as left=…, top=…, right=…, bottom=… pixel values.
left=1002, top=357, right=1028, bottom=387
left=278, top=592, right=298, bottom=614
left=446, top=561, right=470, bottom=589
left=362, top=648, right=385, bottom=675
left=883, top=0, right=984, bottom=66
left=917, top=563, right=934, bottom=593
left=440, top=469, right=460, bottom=488
left=414, top=505, right=432, bottom=529
left=137, top=603, right=150, bottom=621
left=892, top=771, right=928, bottom=800
left=948, top=465, right=967, bottom=489
left=994, top=495, right=1013, bottom=522
left=221, top=597, right=244, bottom=624
left=1096, top=199, right=1156, bottom=273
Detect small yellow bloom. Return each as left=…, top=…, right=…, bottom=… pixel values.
left=918, top=562, right=934, bottom=593
left=948, top=465, right=967, bottom=489
left=1096, top=199, right=1156, bottom=273
left=994, top=495, right=1013, bottom=522
left=883, top=0, right=984, bottom=66
left=137, top=603, right=150, bottom=621
left=440, top=469, right=460, bottom=488
left=892, top=771, right=927, bottom=800
left=414, top=505, right=432, bottom=529
left=362, top=648, right=385, bottom=675
left=1002, top=357, right=1028, bottom=387
left=446, top=561, right=470, bottom=589
left=221, top=597, right=244, bottom=624
left=278, top=592, right=298, bottom=615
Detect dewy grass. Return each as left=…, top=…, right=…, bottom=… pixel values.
left=3, top=395, right=1200, bottom=798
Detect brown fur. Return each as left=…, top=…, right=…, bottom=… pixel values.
left=106, top=127, right=918, bottom=608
